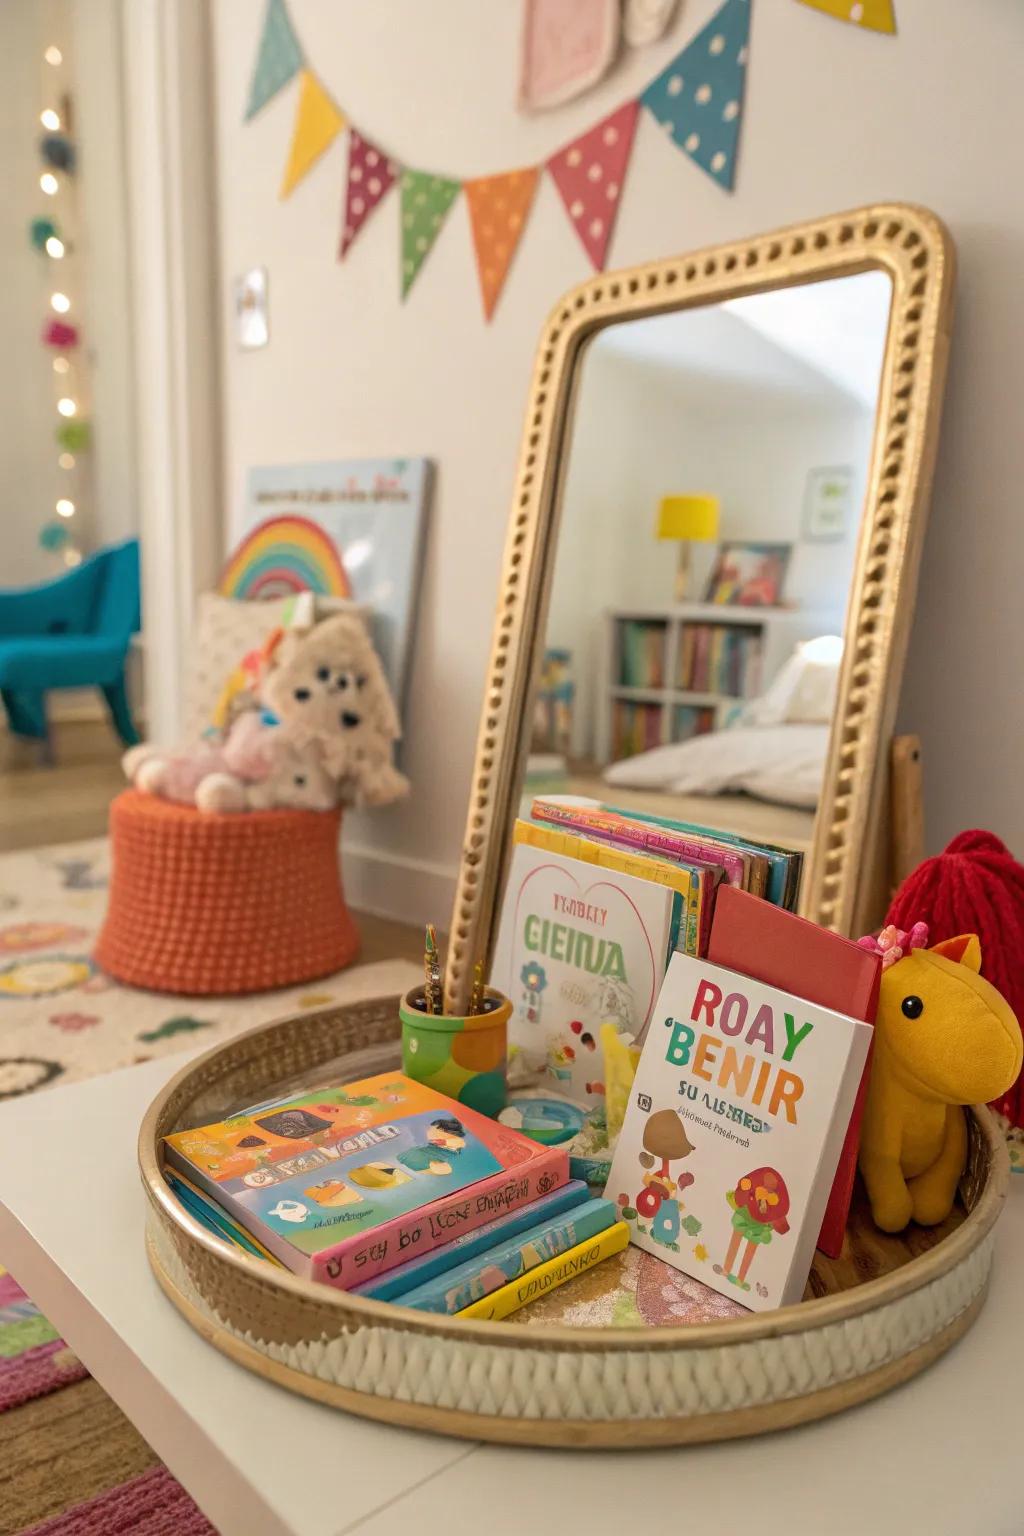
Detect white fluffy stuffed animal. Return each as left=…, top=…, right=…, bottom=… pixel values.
left=261, top=613, right=408, bottom=808
left=124, top=611, right=408, bottom=813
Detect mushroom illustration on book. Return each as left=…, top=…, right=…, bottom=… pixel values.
left=620, top=1110, right=700, bottom=1254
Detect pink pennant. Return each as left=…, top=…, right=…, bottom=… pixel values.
left=547, top=100, right=639, bottom=271
left=338, top=129, right=398, bottom=259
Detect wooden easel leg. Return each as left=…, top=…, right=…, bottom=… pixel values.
left=890, top=734, right=924, bottom=894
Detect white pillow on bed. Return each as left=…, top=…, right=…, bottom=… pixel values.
left=743, top=636, right=843, bottom=727
left=603, top=723, right=829, bottom=809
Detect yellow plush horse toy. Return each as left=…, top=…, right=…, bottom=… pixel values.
left=858, top=923, right=1022, bottom=1233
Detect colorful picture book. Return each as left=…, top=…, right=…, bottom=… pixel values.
left=605, top=953, right=872, bottom=1312
left=352, top=1180, right=591, bottom=1301
left=457, top=1222, right=630, bottom=1320
left=490, top=823, right=691, bottom=1108
left=162, top=1074, right=568, bottom=1290
left=399, top=1196, right=619, bottom=1315
left=532, top=798, right=760, bottom=902
left=708, top=885, right=881, bottom=1258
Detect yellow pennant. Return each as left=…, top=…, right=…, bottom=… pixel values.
left=794, top=0, right=896, bottom=33
left=280, top=70, right=346, bottom=199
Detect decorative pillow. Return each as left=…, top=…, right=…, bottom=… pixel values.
left=742, top=636, right=844, bottom=727
left=182, top=594, right=297, bottom=742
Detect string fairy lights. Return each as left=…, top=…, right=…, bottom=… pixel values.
left=32, top=9, right=90, bottom=569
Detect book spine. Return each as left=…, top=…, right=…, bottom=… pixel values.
left=402, top=1197, right=619, bottom=1314
left=310, top=1151, right=569, bottom=1290
left=457, top=1222, right=630, bottom=1320
left=351, top=1180, right=591, bottom=1301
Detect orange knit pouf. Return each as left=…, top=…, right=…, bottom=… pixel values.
left=95, top=791, right=359, bottom=995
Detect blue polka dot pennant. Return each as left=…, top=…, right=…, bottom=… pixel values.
left=245, top=0, right=304, bottom=122
left=640, top=0, right=750, bottom=191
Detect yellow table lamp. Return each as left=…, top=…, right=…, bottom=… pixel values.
left=656, top=495, right=720, bottom=603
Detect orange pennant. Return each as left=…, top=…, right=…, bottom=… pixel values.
left=464, top=167, right=539, bottom=321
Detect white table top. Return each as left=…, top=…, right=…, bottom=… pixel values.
left=0, top=1052, right=1020, bottom=1536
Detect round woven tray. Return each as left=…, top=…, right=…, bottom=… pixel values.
left=139, top=996, right=1008, bottom=1448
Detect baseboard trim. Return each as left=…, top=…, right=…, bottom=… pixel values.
left=341, top=841, right=457, bottom=928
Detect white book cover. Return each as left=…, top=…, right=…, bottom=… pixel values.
left=491, top=841, right=677, bottom=1108
left=604, top=953, right=872, bottom=1312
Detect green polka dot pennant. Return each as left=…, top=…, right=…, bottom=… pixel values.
left=641, top=0, right=750, bottom=191
left=245, top=0, right=304, bottom=122
left=400, top=171, right=461, bottom=298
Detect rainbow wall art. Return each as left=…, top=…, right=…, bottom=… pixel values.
left=219, top=516, right=351, bottom=600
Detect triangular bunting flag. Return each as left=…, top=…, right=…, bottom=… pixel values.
left=280, top=72, right=345, bottom=198
left=793, top=0, right=896, bottom=33
left=339, top=130, right=398, bottom=259
left=245, top=0, right=303, bottom=121
left=548, top=101, right=639, bottom=271
left=464, top=167, right=539, bottom=321
left=641, top=0, right=750, bottom=191
left=400, top=171, right=461, bottom=298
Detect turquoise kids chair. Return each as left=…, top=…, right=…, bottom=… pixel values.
left=0, top=538, right=141, bottom=754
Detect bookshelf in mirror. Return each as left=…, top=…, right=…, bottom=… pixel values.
left=601, top=605, right=834, bottom=764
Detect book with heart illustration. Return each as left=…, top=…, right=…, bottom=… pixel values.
left=604, top=952, right=873, bottom=1313
left=490, top=818, right=716, bottom=1108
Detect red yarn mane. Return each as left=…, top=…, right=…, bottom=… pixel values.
left=886, top=831, right=1024, bottom=1125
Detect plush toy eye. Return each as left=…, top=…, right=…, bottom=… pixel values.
left=293, top=774, right=306, bottom=787
left=293, top=687, right=311, bottom=702
left=316, top=666, right=330, bottom=682
left=337, top=674, right=349, bottom=691
left=357, top=674, right=368, bottom=689
left=901, top=995, right=924, bottom=1019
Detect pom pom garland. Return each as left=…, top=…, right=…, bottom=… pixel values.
left=42, top=318, right=79, bottom=349
left=29, top=216, right=58, bottom=250
left=886, top=831, right=1024, bottom=1125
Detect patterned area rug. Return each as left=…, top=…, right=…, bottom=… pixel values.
left=22, top=1466, right=217, bottom=1535
left=0, top=1268, right=87, bottom=1414
left=0, top=836, right=414, bottom=1098
left=0, top=834, right=419, bottom=1533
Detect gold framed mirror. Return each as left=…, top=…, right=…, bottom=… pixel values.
left=445, top=204, right=953, bottom=1013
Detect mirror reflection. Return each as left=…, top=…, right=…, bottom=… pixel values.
left=524, top=271, right=893, bottom=862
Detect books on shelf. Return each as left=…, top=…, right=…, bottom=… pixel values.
left=677, top=622, right=764, bottom=698
left=163, top=1074, right=568, bottom=1290
left=605, top=952, right=873, bottom=1312
left=673, top=704, right=716, bottom=741
left=618, top=620, right=666, bottom=689
left=612, top=699, right=663, bottom=758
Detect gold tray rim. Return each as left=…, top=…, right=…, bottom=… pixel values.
left=138, top=996, right=1009, bottom=1352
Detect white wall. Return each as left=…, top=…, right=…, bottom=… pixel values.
left=210, top=0, right=1024, bottom=918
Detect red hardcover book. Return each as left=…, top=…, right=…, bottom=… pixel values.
left=707, top=885, right=881, bottom=1258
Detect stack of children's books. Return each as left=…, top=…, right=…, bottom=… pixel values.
left=489, top=799, right=803, bottom=1130
left=162, top=1073, right=628, bottom=1321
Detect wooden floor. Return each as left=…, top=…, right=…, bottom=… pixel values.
left=0, top=721, right=427, bottom=1532
left=0, top=719, right=127, bottom=853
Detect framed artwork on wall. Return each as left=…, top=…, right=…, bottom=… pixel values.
left=703, top=542, right=792, bottom=607
left=220, top=458, right=432, bottom=716
left=803, top=465, right=855, bottom=542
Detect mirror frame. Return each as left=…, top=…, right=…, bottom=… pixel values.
left=445, top=203, right=954, bottom=1012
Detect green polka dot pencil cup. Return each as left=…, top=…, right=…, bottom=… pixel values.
left=399, top=987, right=511, bottom=1120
